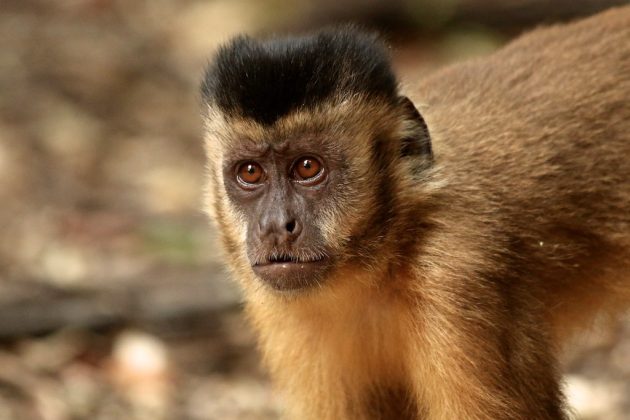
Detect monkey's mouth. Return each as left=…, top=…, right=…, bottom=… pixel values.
left=261, top=254, right=325, bottom=265
left=252, top=253, right=330, bottom=291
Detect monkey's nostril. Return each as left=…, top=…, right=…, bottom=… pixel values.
left=286, top=220, right=296, bottom=233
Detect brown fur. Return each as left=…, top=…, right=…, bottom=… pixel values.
left=202, top=7, right=630, bottom=420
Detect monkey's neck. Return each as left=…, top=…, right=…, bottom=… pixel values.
left=246, top=266, right=416, bottom=415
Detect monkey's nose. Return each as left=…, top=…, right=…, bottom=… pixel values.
left=285, top=220, right=297, bottom=234
left=258, top=215, right=301, bottom=245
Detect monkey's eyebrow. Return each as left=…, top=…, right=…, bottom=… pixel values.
left=233, top=136, right=267, bottom=150
left=228, top=141, right=270, bottom=157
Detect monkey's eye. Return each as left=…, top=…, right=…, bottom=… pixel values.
left=237, top=161, right=264, bottom=185
left=292, top=156, right=324, bottom=184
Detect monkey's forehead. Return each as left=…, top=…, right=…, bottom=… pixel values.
left=202, top=95, right=401, bottom=151
left=200, top=27, right=400, bottom=126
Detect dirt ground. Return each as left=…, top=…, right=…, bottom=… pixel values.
left=0, top=1, right=628, bottom=419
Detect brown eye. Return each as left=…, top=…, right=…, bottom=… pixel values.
left=293, top=156, right=322, bottom=181
left=237, top=161, right=264, bottom=185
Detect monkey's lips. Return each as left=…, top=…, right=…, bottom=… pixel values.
left=252, top=254, right=330, bottom=291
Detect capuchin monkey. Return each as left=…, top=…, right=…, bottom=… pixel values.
left=200, top=6, right=629, bottom=420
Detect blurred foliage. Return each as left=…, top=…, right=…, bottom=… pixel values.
left=141, top=221, right=208, bottom=266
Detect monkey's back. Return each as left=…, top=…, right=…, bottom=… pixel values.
left=414, top=6, right=630, bottom=334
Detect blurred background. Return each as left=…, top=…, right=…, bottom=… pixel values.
left=0, top=0, right=629, bottom=419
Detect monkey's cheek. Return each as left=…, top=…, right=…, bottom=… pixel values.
left=251, top=261, right=331, bottom=291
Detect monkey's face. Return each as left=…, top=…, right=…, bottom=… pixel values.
left=221, top=136, right=341, bottom=290
left=204, top=97, right=431, bottom=294
left=213, top=102, right=380, bottom=292
left=201, top=29, right=432, bottom=294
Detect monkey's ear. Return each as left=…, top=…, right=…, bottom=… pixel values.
left=399, top=96, right=432, bottom=160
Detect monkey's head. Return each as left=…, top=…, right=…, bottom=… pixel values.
left=201, top=28, right=432, bottom=294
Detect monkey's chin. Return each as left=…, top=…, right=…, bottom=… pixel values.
left=252, top=259, right=330, bottom=291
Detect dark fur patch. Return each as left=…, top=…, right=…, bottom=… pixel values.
left=201, top=27, right=399, bottom=125
left=347, top=136, right=396, bottom=260
left=365, top=384, right=418, bottom=419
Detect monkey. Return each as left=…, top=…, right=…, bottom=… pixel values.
left=199, top=6, right=630, bottom=420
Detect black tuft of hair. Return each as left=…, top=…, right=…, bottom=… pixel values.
left=201, top=27, right=399, bottom=125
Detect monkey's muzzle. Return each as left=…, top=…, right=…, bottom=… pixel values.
left=252, top=254, right=330, bottom=291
